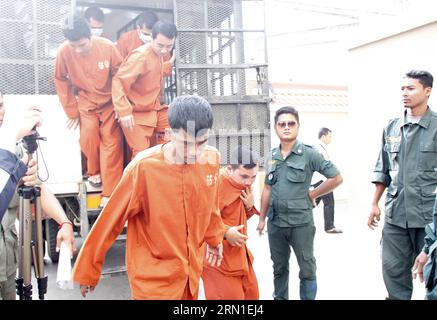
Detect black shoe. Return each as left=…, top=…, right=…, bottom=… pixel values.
left=326, top=227, right=342, bottom=234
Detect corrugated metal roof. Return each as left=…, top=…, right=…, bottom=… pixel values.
left=270, top=83, right=348, bottom=112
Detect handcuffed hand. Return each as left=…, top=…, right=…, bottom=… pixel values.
left=225, top=225, right=248, bottom=247
left=206, top=242, right=223, bottom=267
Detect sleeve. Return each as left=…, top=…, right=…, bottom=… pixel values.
left=162, top=54, right=173, bottom=77
left=371, top=128, right=391, bottom=186
left=204, top=208, right=227, bottom=248
left=246, top=206, right=260, bottom=219
left=423, top=196, right=437, bottom=254
left=423, top=223, right=436, bottom=254
left=116, top=35, right=129, bottom=59
left=203, top=155, right=227, bottom=247
left=112, top=51, right=145, bottom=117
left=53, top=50, right=79, bottom=119
left=311, top=151, right=340, bottom=179
left=264, top=153, right=276, bottom=186
left=0, top=149, right=27, bottom=220
left=110, top=44, right=123, bottom=77
left=72, top=164, right=142, bottom=286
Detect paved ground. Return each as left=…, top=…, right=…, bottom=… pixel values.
left=32, top=199, right=427, bottom=300
left=246, top=199, right=426, bottom=300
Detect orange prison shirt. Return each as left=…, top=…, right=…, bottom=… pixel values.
left=54, top=36, right=123, bottom=196
left=72, top=145, right=226, bottom=300
left=54, top=36, right=122, bottom=118
left=202, top=170, right=260, bottom=299
left=116, top=29, right=144, bottom=59
left=112, top=43, right=172, bottom=126
left=204, top=170, right=259, bottom=276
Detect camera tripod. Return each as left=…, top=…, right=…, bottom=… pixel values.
left=15, top=130, right=47, bottom=300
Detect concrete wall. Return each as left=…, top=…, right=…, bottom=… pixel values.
left=347, top=21, right=437, bottom=218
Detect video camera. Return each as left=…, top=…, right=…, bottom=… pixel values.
left=22, top=128, right=46, bottom=154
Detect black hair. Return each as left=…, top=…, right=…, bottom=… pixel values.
left=152, top=20, right=177, bottom=39
left=84, top=6, right=104, bottom=23
left=137, top=10, right=158, bottom=30
left=62, top=14, right=91, bottom=41
left=318, top=127, right=331, bottom=139
left=274, top=106, right=299, bottom=124
left=230, top=145, right=259, bottom=170
left=168, top=95, right=213, bottom=136
left=405, top=70, right=433, bottom=88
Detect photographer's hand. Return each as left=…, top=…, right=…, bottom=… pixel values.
left=16, top=106, right=42, bottom=140
left=0, top=106, right=42, bottom=153
left=21, top=158, right=38, bottom=187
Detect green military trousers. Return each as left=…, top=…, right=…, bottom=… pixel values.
left=267, top=220, right=317, bottom=300
left=382, top=222, right=426, bottom=300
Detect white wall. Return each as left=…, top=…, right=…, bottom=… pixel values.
left=347, top=21, right=437, bottom=218
left=3, top=95, right=82, bottom=195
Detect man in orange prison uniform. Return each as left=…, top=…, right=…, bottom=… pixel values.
left=116, top=10, right=158, bottom=59
left=54, top=14, right=123, bottom=208
left=112, top=20, right=176, bottom=158
left=72, top=95, right=247, bottom=300
left=116, top=11, right=161, bottom=163
left=202, top=145, right=260, bottom=300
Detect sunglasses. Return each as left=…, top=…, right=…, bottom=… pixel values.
left=277, top=121, right=297, bottom=128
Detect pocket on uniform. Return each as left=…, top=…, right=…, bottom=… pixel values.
left=420, top=186, right=437, bottom=221
left=286, top=162, right=306, bottom=183
left=385, top=143, right=400, bottom=170
left=419, top=141, right=437, bottom=171
left=287, top=198, right=311, bottom=210
left=384, top=191, right=397, bottom=219
left=386, top=184, right=398, bottom=197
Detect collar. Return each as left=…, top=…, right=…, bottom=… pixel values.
left=272, top=140, right=304, bottom=161
left=402, top=107, right=431, bottom=129
left=222, top=170, right=247, bottom=191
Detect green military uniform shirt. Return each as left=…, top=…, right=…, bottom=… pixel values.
left=265, top=140, right=340, bottom=227
left=373, top=107, right=437, bottom=228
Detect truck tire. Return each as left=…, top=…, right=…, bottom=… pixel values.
left=45, top=218, right=59, bottom=263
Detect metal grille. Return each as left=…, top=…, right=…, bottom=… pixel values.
left=175, top=0, right=270, bottom=166
left=178, top=31, right=266, bottom=65
left=178, top=67, right=267, bottom=98
left=178, top=70, right=209, bottom=96
left=208, top=129, right=270, bottom=166
left=0, top=0, right=71, bottom=94
left=207, top=0, right=233, bottom=29
left=0, top=0, right=34, bottom=20
left=175, top=0, right=206, bottom=29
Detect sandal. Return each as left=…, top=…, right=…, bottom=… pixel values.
left=99, top=196, right=110, bottom=209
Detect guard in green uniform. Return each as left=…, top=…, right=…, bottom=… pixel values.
left=257, top=106, right=343, bottom=300
left=369, top=70, right=437, bottom=300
